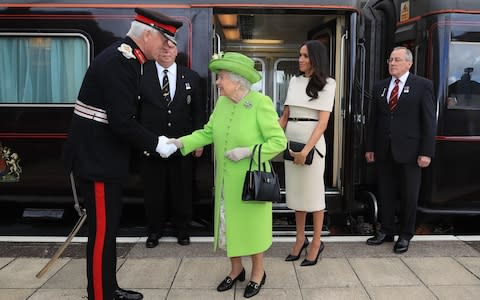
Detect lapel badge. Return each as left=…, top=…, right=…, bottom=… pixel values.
left=185, top=82, right=191, bottom=90
left=244, top=101, right=252, bottom=109
left=186, top=95, right=192, bottom=104
left=403, top=86, right=410, bottom=93
left=381, top=87, right=386, bottom=98
left=117, top=43, right=136, bottom=60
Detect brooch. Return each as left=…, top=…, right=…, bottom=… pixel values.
left=186, top=95, right=192, bottom=104
left=244, top=101, right=252, bottom=109
left=117, top=43, right=136, bottom=59
left=211, top=51, right=224, bottom=60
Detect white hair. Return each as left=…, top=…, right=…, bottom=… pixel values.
left=127, top=21, right=155, bottom=38
left=227, top=72, right=252, bottom=90
left=393, top=46, right=413, bottom=62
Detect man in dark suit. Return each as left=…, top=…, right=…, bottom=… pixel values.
left=63, top=8, right=181, bottom=300
left=365, top=46, right=436, bottom=253
left=140, top=43, right=205, bottom=247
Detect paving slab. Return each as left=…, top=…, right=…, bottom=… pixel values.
left=168, top=288, right=234, bottom=299
left=0, top=289, right=36, bottom=300
left=0, top=258, right=69, bottom=288
left=456, top=257, right=480, bottom=278
left=296, top=258, right=361, bottom=288
left=300, top=287, right=370, bottom=300
left=116, top=257, right=180, bottom=289
left=172, top=257, right=231, bottom=289
left=430, top=285, right=480, bottom=300
left=403, top=257, right=480, bottom=286
left=349, top=257, right=421, bottom=287
left=28, top=288, right=86, bottom=300
left=0, top=257, right=14, bottom=269
left=366, top=286, right=437, bottom=300
left=138, top=288, right=169, bottom=299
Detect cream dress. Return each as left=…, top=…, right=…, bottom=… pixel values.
left=284, top=76, right=335, bottom=212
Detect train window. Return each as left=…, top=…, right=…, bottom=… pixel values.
left=273, top=58, right=297, bottom=115
left=252, top=58, right=265, bottom=94
left=0, top=34, right=89, bottom=104
left=447, top=41, right=480, bottom=110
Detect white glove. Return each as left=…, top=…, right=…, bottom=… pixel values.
left=167, top=138, right=183, bottom=149
left=225, top=147, right=252, bottom=162
left=156, top=136, right=177, bottom=158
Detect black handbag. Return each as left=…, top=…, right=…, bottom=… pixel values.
left=283, top=141, right=323, bottom=165
left=242, top=144, right=281, bottom=202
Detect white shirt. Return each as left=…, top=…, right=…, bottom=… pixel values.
left=387, top=71, right=409, bottom=103
left=155, top=62, right=177, bottom=99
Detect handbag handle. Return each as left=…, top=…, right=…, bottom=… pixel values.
left=247, top=144, right=277, bottom=175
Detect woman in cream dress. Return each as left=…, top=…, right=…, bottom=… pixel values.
left=279, top=40, right=335, bottom=266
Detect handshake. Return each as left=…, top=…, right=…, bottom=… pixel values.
left=155, top=136, right=183, bottom=158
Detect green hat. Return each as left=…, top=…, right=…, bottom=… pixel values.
left=208, top=52, right=261, bottom=84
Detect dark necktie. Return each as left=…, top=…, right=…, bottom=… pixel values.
left=389, top=78, right=400, bottom=111
left=162, top=69, right=171, bottom=104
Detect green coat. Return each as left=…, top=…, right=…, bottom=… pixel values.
left=180, top=90, right=286, bottom=257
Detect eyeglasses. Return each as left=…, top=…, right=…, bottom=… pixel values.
left=387, top=57, right=405, bottom=64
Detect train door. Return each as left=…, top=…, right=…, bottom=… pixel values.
left=211, top=10, right=349, bottom=228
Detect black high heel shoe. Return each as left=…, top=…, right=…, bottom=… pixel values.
left=216, top=268, right=246, bottom=292
left=244, top=272, right=266, bottom=298
left=285, top=236, right=309, bottom=261
left=300, top=241, right=325, bottom=266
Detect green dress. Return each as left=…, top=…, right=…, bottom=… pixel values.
left=180, top=90, right=286, bottom=257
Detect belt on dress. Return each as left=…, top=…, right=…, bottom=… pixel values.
left=288, top=118, right=318, bottom=121
left=73, top=100, right=109, bottom=124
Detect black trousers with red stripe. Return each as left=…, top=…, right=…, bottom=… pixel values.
left=79, top=179, right=123, bottom=300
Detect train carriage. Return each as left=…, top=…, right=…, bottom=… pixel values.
left=1, top=0, right=479, bottom=234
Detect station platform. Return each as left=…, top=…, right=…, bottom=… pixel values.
left=1, top=236, right=480, bottom=299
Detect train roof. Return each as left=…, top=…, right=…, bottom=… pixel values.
left=1, top=0, right=363, bottom=11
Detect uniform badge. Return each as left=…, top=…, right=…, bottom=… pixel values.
left=403, top=86, right=410, bottom=93
left=186, top=95, right=192, bottom=104
left=185, top=82, right=191, bottom=90
left=244, top=101, right=253, bottom=109
left=117, top=43, right=136, bottom=59
left=0, top=145, right=22, bottom=183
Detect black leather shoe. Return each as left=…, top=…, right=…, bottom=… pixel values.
left=285, top=236, right=309, bottom=261
left=145, top=233, right=160, bottom=248
left=217, top=268, right=246, bottom=292
left=113, top=288, right=143, bottom=300
left=366, top=232, right=394, bottom=245
left=300, top=241, right=325, bottom=266
left=243, top=272, right=266, bottom=298
left=394, top=238, right=410, bottom=253
left=177, top=235, right=190, bottom=246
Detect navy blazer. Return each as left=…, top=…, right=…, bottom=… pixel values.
left=366, top=73, right=436, bottom=163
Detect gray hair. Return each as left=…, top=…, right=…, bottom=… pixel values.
left=393, top=46, right=413, bottom=62
left=127, top=21, right=155, bottom=38
left=226, top=71, right=252, bottom=90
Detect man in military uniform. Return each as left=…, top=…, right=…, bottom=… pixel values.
left=63, top=8, right=181, bottom=300
left=140, top=43, right=205, bottom=248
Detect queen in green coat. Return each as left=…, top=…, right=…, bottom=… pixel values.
left=167, top=52, right=286, bottom=298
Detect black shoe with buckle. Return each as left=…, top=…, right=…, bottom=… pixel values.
left=113, top=288, right=143, bottom=300
left=244, top=272, right=266, bottom=298
left=145, top=233, right=161, bottom=248
left=366, top=231, right=394, bottom=245
left=217, top=268, right=246, bottom=292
